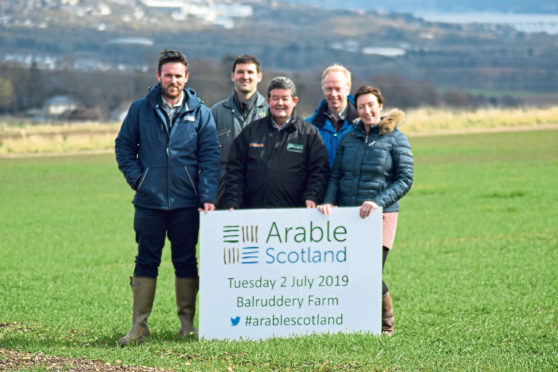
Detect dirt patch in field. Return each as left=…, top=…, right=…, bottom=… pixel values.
left=0, top=348, right=173, bottom=372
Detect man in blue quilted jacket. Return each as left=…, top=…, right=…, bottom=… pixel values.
left=115, top=49, right=220, bottom=346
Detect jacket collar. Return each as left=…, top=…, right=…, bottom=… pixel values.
left=223, top=91, right=267, bottom=109
left=146, top=83, right=201, bottom=113
left=309, top=95, right=357, bottom=128
left=265, top=109, right=300, bottom=133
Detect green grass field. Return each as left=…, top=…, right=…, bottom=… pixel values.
left=1, top=130, right=557, bottom=371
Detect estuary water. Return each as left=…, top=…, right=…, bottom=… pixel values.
left=414, top=12, right=558, bottom=34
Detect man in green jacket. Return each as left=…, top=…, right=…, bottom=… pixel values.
left=211, top=54, right=268, bottom=207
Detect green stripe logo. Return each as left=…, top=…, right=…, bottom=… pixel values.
left=287, top=143, right=304, bottom=153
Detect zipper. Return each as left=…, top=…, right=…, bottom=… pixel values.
left=218, top=129, right=232, bottom=137
left=156, top=106, right=170, bottom=136
left=279, top=130, right=289, bottom=151
left=137, top=168, right=150, bottom=192
left=184, top=166, right=199, bottom=196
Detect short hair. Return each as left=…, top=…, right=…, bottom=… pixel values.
left=158, top=49, right=189, bottom=74
left=321, top=64, right=351, bottom=88
left=354, top=85, right=384, bottom=106
left=267, top=76, right=297, bottom=97
left=232, top=54, right=261, bottom=73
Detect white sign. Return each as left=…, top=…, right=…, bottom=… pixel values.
left=199, top=207, right=382, bottom=340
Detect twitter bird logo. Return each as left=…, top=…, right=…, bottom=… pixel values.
left=230, top=316, right=241, bottom=326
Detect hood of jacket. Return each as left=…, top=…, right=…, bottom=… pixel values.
left=353, top=109, right=405, bottom=136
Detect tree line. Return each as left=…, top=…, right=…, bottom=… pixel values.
left=0, top=58, right=521, bottom=121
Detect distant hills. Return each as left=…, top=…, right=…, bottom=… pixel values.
left=1, top=0, right=557, bottom=119
left=283, top=0, right=558, bottom=13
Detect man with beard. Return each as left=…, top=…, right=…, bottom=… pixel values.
left=115, top=49, right=220, bottom=346
left=211, top=55, right=268, bottom=207
left=223, top=76, right=329, bottom=209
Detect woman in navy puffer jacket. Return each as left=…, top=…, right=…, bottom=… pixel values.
left=318, top=85, right=413, bottom=335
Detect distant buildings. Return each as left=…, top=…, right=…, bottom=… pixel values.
left=140, top=0, right=253, bottom=28
left=38, top=95, right=94, bottom=120
left=1, top=0, right=254, bottom=30
left=45, top=95, right=79, bottom=116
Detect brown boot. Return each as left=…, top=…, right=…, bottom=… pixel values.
left=382, top=292, right=394, bottom=336
left=118, top=277, right=156, bottom=347
left=176, top=277, right=198, bottom=336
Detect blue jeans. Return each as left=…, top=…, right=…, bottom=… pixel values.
left=133, top=206, right=199, bottom=278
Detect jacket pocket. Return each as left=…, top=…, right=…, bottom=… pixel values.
left=218, top=129, right=233, bottom=161
left=136, top=168, right=150, bottom=192
left=133, top=167, right=168, bottom=209
left=217, top=129, right=232, bottom=138
left=184, top=166, right=199, bottom=196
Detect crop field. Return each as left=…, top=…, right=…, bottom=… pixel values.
left=0, top=129, right=557, bottom=371
left=1, top=106, right=558, bottom=155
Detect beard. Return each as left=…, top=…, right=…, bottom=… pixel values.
left=162, top=83, right=183, bottom=100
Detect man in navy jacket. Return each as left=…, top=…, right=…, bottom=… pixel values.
left=223, top=76, right=329, bottom=209
left=115, top=49, right=220, bottom=346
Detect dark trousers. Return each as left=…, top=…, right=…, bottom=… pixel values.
left=382, top=247, right=389, bottom=295
left=133, top=206, right=199, bottom=278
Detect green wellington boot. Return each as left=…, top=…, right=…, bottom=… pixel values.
left=176, top=277, right=199, bottom=336
left=118, top=277, right=156, bottom=347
